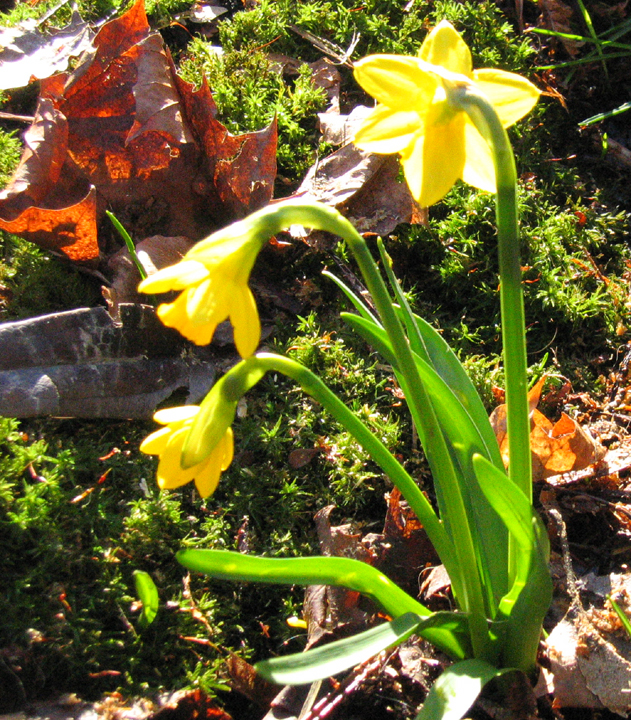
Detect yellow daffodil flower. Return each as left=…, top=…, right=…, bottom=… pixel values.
left=138, top=224, right=262, bottom=358
left=140, top=406, right=233, bottom=498
left=353, top=20, right=540, bottom=206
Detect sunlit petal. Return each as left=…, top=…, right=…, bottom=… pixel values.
left=186, top=278, right=216, bottom=322
left=153, top=406, right=199, bottom=425
left=230, top=285, right=261, bottom=359
left=419, top=19, right=472, bottom=76
left=353, top=55, right=437, bottom=110
left=351, top=21, right=539, bottom=206
left=220, top=427, right=234, bottom=471
left=461, top=120, right=496, bottom=193
left=157, top=429, right=197, bottom=488
left=138, top=261, right=208, bottom=293
left=401, top=115, right=465, bottom=206
left=354, top=104, right=422, bottom=154
left=139, top=426, right=172, bottom=454
left=157, top=292, right=191, bottom=330
left=473, top=69, right=541, bottom=128
left=194, top=459, right=222, bottom=498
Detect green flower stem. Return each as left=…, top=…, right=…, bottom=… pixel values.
left=234, top=200, right=491, bottom=659
left=454, top=87, right=532, bottom=504
left=252, top=353, right=450, bottom=559
left=307, top=215, right=492, bottom=659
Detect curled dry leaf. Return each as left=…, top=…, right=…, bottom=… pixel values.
left=0, top=9, right=94, bottom=91
left=0, top=0, right=276, bottom=264
left=490, top=376, right=605, bottom=480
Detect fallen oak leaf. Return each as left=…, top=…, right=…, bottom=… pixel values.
left=0, top=8, right=94, bottom=91
left=0, top=0, right=276, bottom=264
left=490, top=376, right=605, bottom=480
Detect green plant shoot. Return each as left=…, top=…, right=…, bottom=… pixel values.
left=138, top=20, right=552, bottom=720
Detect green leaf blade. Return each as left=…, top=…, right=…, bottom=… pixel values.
left=256, top=612, right=423, bottom=685
left=415, top=659, right=505, bottom=720
left=133, top=570, right=159, bottom=629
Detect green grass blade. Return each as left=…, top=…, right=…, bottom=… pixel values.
left=530, top=27, right=631, bottom=50
left=536, top=50, right=631, bottom=69
left=176, top=550, right=471, bottom=659
left=106, top=210, right=148, bottom=281
left=608, top=595, right=631, bottom=639
left=256, top=612, right=424, bottom=685
left=576, top=0, right=608, bottom=82
left=416, top=659, right=505, bottom=720
left=133, top=570, right=159, bottom=629
left=580, top=100, right=631, bottom=127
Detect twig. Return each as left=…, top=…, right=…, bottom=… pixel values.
left=0, top=112, right=34, bottom=123
left=302, top=651, right=388, bottom=720
left=289, top=26, right=360, bottom=67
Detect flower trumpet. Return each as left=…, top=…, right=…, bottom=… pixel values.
left=353, top=20, right=540, bottom=206
left=140, top=406, right=233, bottom=498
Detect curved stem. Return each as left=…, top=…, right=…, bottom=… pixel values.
left=251, top=353, right=451, bottom=561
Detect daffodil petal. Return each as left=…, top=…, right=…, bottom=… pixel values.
left=187, top=225, right=251, bottom=263
left=230, top=284, right=261, bottom=358
left=186, top=277, right=215, bottom=322
left=157, top=429, right=197, bottom=488
left=401, top=115, right=465, bottom=206
left=194, top=459, right=222, bottom=498
left=353, top=55, right=436, bottom=110
left=473, top=69, right=541, bottom=128
left=140, top=426, right=172, bottom=454
left=419, top=20, right=472, bottom=77
left=157, top=293, right=190, bottom=330
left=192, top=429, right=234, bottom=498
left=461, top=120, right=496, bottom=193
left=353, top=104, right=422, bottom=153
left=153, top=405, right=199, bottom=425
left=139, top=261, right=209, bottom=294
left=221, top=427, right=234, bottom=471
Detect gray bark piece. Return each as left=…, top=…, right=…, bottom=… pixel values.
left=0, top=304, right=219, bottom=419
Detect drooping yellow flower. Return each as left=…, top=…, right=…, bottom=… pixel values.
left=138, top=224, right=261, bottom=358
left=353, top=20, right=540, bottom=206
left=140, top=406, right=234, bottom=498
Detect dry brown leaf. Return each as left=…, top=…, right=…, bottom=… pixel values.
left=490, top=377, right=605, bottom=480
left=288, top=447, right=320, bottom=469
left=537, top=0, right=582, bottom=56
left=107, top=234, right=195, bottom=304
left=0, top=8, right=94, bottom=90
left=0, top=304, right=218, bottom=418
left=547, top=608, right=631, bottom=714
left=0, top=0, right=276, bottom=263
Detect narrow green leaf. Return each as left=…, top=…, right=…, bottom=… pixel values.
left=472, top=455, right=552, bottom=671
left=106, top=211, right=148, bottom=280
left=342, top=311, right=509, bottom=619
left=177, top=549, right=471, bottom=660
left=415, top=659, right=505, bottom=720
left=133, top=570, right=159, bottom=629
left=256, top=612, right=423, bottom=685
left=608, top=595, right=631, bottom=639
